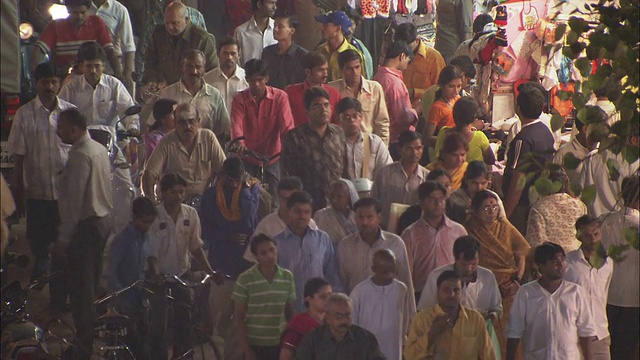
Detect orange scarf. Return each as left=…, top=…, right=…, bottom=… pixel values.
left=216, top=177, right=258, bottom=221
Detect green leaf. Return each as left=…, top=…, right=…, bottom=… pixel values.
left=534, top=177, right=555, bottom=197
left=581, top=184, right=597, bottom=206
left=516, top=174, right=528, bottom=191
left=586, top=44, right=603, bottom=60
left=563, top=152, right=582, bottom=170
left=596, top=64, right=613, bottom=78
left=587, top=123, right=610, bottom=143
left=591, top=243, right=606, bottom=269
left=557, top=90, right=572, bottom=101
left=606, top=158, right=621, bottom=181
left=567, top=31, right=579, bottom=45
left=610, top=121, right=630, bottom=137
left=622, top=145, right=640, bottom=164
left=551, top=113, right=566, bottom=132
left=581, top=81, right=592, bottom=97
left=569, top=17, right=589, bottom=33
left=575, top=57, right=592, bottom=77
left=572, top=93, right=586, bottom=110
left=588, top=74, right=604, bottom=90
left=624, top=227, right=640, bottom=250
left=577, top=108, right=588, bottom=123
left=607, top=244, right=630, bottom=263
left=570, top=182, right=583, bottom=196
left=555, top=24, right=567, bottom=42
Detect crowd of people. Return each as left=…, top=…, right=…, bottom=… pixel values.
left=3, top=0, right=639, bottom=359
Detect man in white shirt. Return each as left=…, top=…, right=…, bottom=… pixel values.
left=234, top=0, right=277, bottom=66
left=418, top=235, right=502, bottom=319
left=148, top=49, right=229, bottom=139
left=8, top=62, right=75, bottom=311
left=601, top=175, right=639, bottom=360
left=337, top=97, right=392, bottom=182
left=553, top=116, right=595, bottom=186
left=565, top=215, right=614, bottom=360
left=88, top=0, right=135, bottom=93
left=204, top=36, right=249, bottom=111
left=506, top=242, right=596, bottom=360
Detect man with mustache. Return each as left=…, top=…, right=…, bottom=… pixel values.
left=204, top=36, right=249, bottom=112
left=148, top=49, right=229, bottom=139
left=8, top=61, right=75, bottom=313
left=142, top=103, right=226, bottom=200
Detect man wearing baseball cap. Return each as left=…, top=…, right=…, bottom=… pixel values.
left=315, top=10, right=367, bottom=82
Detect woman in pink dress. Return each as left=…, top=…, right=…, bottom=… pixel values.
left=144, top=98, right=177, bottom=162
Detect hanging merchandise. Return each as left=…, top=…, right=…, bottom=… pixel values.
left=520, top=0, right=539, bottom=31
left=361, top=0, right=392, bottom=18
left=494, top=5, right=508, bottom=26
left=493, top=51, right=515, bottom=76
left=550, top=82, right=575, bottom=118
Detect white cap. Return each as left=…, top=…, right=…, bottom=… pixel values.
left=352, top=178, right=372, bottom=192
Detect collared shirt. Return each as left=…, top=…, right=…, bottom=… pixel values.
left=203, top=65, right=249, bottom=111
left=405, top=304, right=496, bottom=360
left=580, top=150, right=639, bottom=218
left=295, top=324, right=386, bottom=360
left=107, top=223, right=148, bottom=311
left=344, top=132, right=393, bottom=181
left=59, top=74, right=139, bottom=129
left=36, top=15, right=113, bottom=69
left=152, top=79, right=229, bottom=136
left=351, top=278, right=416, bottom=360
left=8, top=96, right=75, bottom=200
left=446, top=188, right=505, bottom=225
left=88, top=0, right=136, bottom=55
left=143, top=22, right=219, bottom=84
left=337, top=230, right=414, bottom=296
left=282, top=123, right=346, bottom=211
left=144, top=129, right=226, bottom=197
left=403, top=40, right=446, bottom=99
left=418, top=263, right=503, bottom=317
left=57, top=133, right=113, bottom=244
left=553, top=137, right=591, bottom=186
left=234, top=16, right=277, bottom=66
left=506, top=281, right=597, bottom=360
left=313, top=207, right=357, bottom=245
left=370, top=162, right=430, bottom=228
left=230, top=86, right=294, bottom=165
left=147, top=203, right=203, bottom=276
left=284, top=81, right=341, bottom=126
left=372, top=66, right=418, bottom=144
left=434, top=0, right=474, bottom=58
left=316, top=39, right=367, bottom=82
left=401, top=217, right=468, bottom=291
left=273, top=227, right=343, bottom=312
left=525, top=193, right=587, bottom=251
left=329, top=77, right=390, bottom=145
left=601, top=207, right=639, bottom=307
left=261, top=43, right=308, bottom=89
left=565, top=248, right=614, bottom=340
left=200, top=181, right=260, bottom=277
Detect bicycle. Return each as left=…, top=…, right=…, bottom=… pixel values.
left=227, top=136, right=281, bottom=193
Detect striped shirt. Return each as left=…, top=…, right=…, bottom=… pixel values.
left=36, top=16, right=113, bottom=70
left=337, top=230, right=415, bottom=297
left=232, top=265, right=296, bottom=346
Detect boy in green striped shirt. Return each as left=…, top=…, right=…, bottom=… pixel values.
left=233, top=234, right=296, bottom=360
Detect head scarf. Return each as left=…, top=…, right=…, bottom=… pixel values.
left=338, top=178, right=359, bottom=208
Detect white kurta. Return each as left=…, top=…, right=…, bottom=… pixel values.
left=350, top=278, right=416, bottom=360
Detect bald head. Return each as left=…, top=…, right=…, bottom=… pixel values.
left=164, top=2, right=188, bottom=36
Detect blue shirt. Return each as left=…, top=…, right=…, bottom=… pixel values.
left=106, top=223, right=148, bottom=311
left=273, top=227, right=344, bottom=312
left=200, top=181, right=260, bottom=277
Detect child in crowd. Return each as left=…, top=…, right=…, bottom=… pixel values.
left=350, top=249, right=417, bottom=360
left=233, top=234, right=296, bottom=360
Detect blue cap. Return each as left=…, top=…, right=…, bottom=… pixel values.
left=315, top=11, right=353, bottom=36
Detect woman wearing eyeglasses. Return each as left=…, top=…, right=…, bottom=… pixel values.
left=464, top=189, right=531, bottom=359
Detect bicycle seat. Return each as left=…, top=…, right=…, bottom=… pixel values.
left=95, top=307, right=131, bottom=327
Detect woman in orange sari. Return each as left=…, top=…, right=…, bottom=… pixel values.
left=427, top=132, right=469, bottom=191
left=424, top=65, right=463, bottom=149
left=465, top=190, right=530, bottom=359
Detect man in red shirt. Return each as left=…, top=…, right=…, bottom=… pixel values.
left=230, top=58, right=294, bottom=201
left=284, top=51, right=341, bottom=126
left=33, top=0, right=123, bottom=80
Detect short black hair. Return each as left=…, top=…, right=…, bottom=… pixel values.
left=575, top=215, right=600, bottom=232
left=245, top=58, right=269, bottom=78
left=152, top=98, right=178, bottom=130
left=372, top=248, right=396, bottom=265
left=222, top=156, right=245, bottom=179
left=453, top=97, right=479, bottom=128
left=80, top=42, right=106, bottom=63
left=34, top=61, right=58, bottom=81
left=132, top=196, right=158, bottom=218
left=182, top=49, right=206, bottom=64
left=275, top=13, right=299, bottom=29
left=462, top=161, right=489, bottom=189
left=338, top=49, right=362, bottom=68
left=353, top=197, right=382, bottom=213
left=277, top=176, right=303, bottom=192
left=437, top=65, right=463, bottom=88
left=394, top=22, right=418, bottom=44
left=159, top=173, right=187, bottom=192
left=251, top=0, right=269, bottom=11
left=450, top=55, right=476, bottom=79
left=593, top=76, right=620, bottom=98
left=59, top=108, right=88, bottom=130
left=77, top=41, right=101, bottom=62
left=517, top=82, right=545, bottom=119
left=398, top=130, right=422, bottom=147
left=65, top=0, right=91, bottom=7
left=217, top=35, right=239, bottom=52
left=621, top=175, right=640, bottom=207
left=473, top=13, right=494, bottom=33
left=534, top=242, right=565, bottom=266
left=385, top=41, right=413, bottom=60
left=440, top=132, right=469, bottom=157
left=303, top=87, right=330, bottom=111
left=453, top=235, right=481, bottom=260
left=250, top=234, right=277, bottom=255
left=286, top=190, right=313, bottom=209
left=303, top=278, right=330, bottom=307
left=302, top=51, right=328, bottom=70
left=418, top=181, right=447, bottom=201
left=335, top=97, right=362, bottom=115
left=426, top=168, right=451, bottom=182
left=436, top=270, right=461, bottom=288
left=471, top=190, right=499, bottom=212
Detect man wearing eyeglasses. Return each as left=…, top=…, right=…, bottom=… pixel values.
left=142, top=103, right=226, bottom=199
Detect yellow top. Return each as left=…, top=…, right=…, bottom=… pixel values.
left=316, top=38, right=367, bottom=83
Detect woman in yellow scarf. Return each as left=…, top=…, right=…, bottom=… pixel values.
left=427, top=132, right=468, bottom=191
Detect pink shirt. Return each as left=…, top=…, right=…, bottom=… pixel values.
left=230, top=86, right=294, bottom=165
left=400, top=216, right=467, bottom=291
left=284, top=81, right=341, bottom=126
left=372, top=66, right=417, bottom=144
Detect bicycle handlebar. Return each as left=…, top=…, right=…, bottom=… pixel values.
left=165, top=273, right=212, bottom=288
left=228, top=137, right=281, bottom=163
left=94, top=279, right=145, bottom=306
